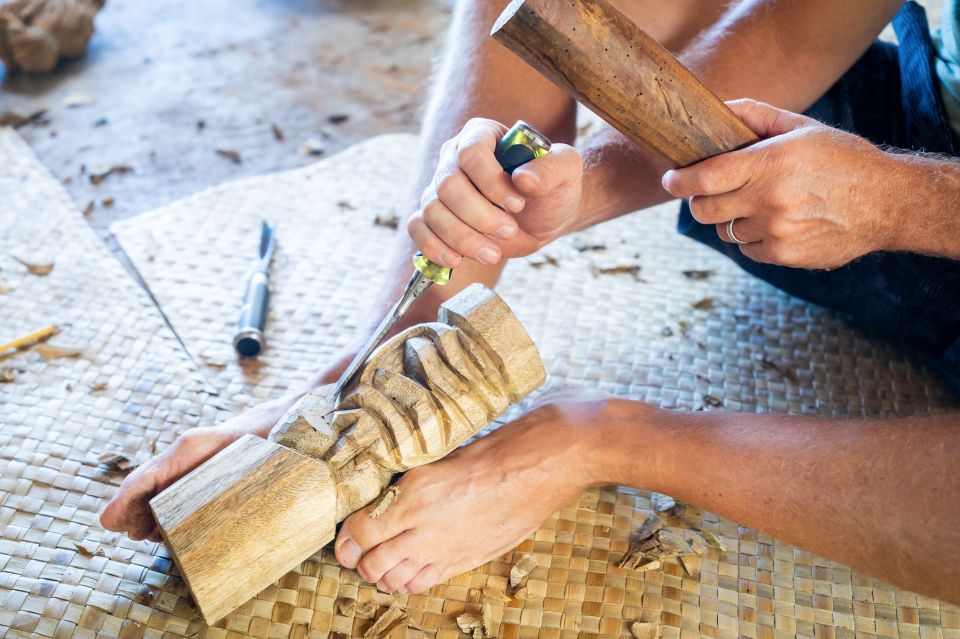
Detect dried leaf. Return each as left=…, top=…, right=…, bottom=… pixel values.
left=0, top=108, right=49, bottom=128
left=298, top=138, right=325, bottom=156
left=97, top=451, right=133, bottom=471
left=63, top=93, right=96, bottom=107
left=702, top=395, right=722, bottom=408
left=374, top=213, right=399, bottom=230
left=0, top=368, right=16, bottom=383
left=271, top=123, right=285, bottom=141
left=363, top=603, right=407, bottom=639
left=14, top=256, right=54, bottom=275
left=692, top=298, right=715, bottom=310
left=33, top=344, right=85, bottom=360
left=682, top=270, right=714, bottom=280
left=369, top=486, right=400, bottom=519
left=216, top=148, right=242, bottom=164
left=89, top=164, right=133, bottom=185
left=481, top=587, right=511, bottom=603
left=74, top=540, right=104, bottom=557
left=509, top=553, right=537, bottom=588
left=630, top=622, right=660, bottom=639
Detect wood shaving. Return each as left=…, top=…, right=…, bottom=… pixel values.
left=592, top=264, right=642, bottom=281
left=89, top=164, right=133, bottom=185
left=702, top=395, right=722, bottom=408
left=102, top=195, right=114, bottom=207
left=682, top=270, right=714, bottom=280
left=336, top=599, right=377, bottom=619
left=73, top=540, right=104, bottom=557
left=619, top=514, right=716, bottom=573
left=33, top=344, right=85, bottom=360
left=0, top=108, right=49, bottom=127
left=511, top=586, right=528, bottom=600
left=374, top=213, right=400, bottom=230
left=572, top=239, right=606, bottom=252
left=368, top=486, right=399, bottom=519
left=298, top=138, right=325, bottom=156
left=271, top=123, right=285, bottom=141
left=700, top=529, right=726, bottom=552
left=62, top=93, right=96, bottom=107
left=328, top=113, right=349, bottom=124
left=456, top=602, right=495, bottom=639
left=481, top=586, right=511, bottom=603
left=216, top=148, right=242, bottom=164
left=97, top=450, right=133, bottom=472
left=527, top=254, right=559, bottom=269
left=630, top=622, right=660, bottom=639
left=678, top=555, right=700, bottom=577
left=760, top=356, right=798, bottom=384
left=82, top=200, right=94, bottom=216
left=337, top=200, right=355, bottom=210
left=0, top=367, right=16, bottom=383
left=14, top=256, right=54, bottom=275
left=509, top=553, right=536, bottom=589
left=692, top=298, right=715, bottom=310
left=363, top=603, right=407, bottom=639
left=651, top=493, right=675, bottom=513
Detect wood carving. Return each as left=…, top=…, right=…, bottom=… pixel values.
left=491, top=0, right=759, bottom=167
left=150, top=284, right=546, bottom=623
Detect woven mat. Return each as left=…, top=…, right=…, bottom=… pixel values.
left=3, top=129, right=958, bottom=639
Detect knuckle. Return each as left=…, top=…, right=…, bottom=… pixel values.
left=456, top=143, right=485, bottom=171
left=421, top=201, right=445, bottom=227
left=435, top=173, right=462, bottom=202
left=689, top=196, right=713, bottom=222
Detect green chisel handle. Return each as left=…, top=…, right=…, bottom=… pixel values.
left=413, top=119, right=553, bottom=283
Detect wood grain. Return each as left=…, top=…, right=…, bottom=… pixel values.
left=491, top=0, right=759, bottom=166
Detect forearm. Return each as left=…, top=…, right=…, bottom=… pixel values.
left=593, top=400, right=960, bottom=603
left=885, top=152, right=960, bottom=260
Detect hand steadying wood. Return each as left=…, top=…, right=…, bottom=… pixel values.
left=491, top=0, right=758, bottom=167
left=149, top=284, right=545, bottom=624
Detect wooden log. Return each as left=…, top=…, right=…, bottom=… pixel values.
left=491, top=0, right=759, bottom=167
left=150, top=284, right=545, bottom=623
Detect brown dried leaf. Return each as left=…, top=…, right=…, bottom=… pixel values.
left=682, top=270, right=714, bottom=280
left=216, top=148, right=242, bottom=164
left=509, top=554, right=537, bottom=588
left=369, top=486, right=400, bottom=519
left=630, top=622, right=660, bottom=639
left=74, top=540, right=104, bottom=557
left=692, top=298, right=715, bottom=310
left=363, top=603, right=407, bottom=639
left=33, top=344, right=85, bottom=360
left=14, top=256, right=54, bottom=275
left=374, top=213, right=399, bottom=230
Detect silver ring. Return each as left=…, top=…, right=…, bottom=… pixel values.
left=727, top=218, right=747, bottom=245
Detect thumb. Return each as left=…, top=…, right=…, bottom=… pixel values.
left=726, top=98, right=815, bottom=139
left=510, top=143, right=582, bottom=197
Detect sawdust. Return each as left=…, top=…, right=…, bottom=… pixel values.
left=0, top=0, right=105, bottom=73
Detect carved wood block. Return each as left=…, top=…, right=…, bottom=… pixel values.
left=150, top=284, right=545, bottom=623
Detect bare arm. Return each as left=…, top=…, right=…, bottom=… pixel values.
left=594, top=400, right=960, bottom=603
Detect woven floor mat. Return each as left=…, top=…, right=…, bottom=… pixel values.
left=0, top=128, right=220, bottom=638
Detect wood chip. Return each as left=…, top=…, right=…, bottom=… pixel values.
left=89, top=381, right=108, bottom=392
left=216, top=148, right=242, bottom=164
left=677, top=320, right=690, bottom=336
left=368, top=486, right=399, bottom=519
left=678, top=554, right=701, bottom=577
left=298, top=138, right=325, bottom=156
left=760, top=356, right=799, bottom=384
left=83, top=200, right=95, bottom=216
left=456, top=614, right=481, bottom=634
left=62, top=93, right=96, bottom=107
left=703, top=395, right=722, bottom=408
left=572, top=239, right=606, bottom=252
left=651, top=493, right=675, bottom=513
left=509, top=553, right=537, bottom=589
left=102, top=195, right=115, bottom=207
left=336, top=599, right=377, bottom=619
left=74, top=540, right=105, bottom=557
left=33, top=344, right=85, bottom=361
left=528, top=254, right=559, bottom=269
left=481, top=586, right=511, bottom=603
left=692, top=298, right=715, bottom=310
left=363, top=603, right=407, bottom=639
left=89, top=164, right=133, bottom=185
left=97, top=451, right=133, bottom=471
left=271, top=123, right=285, bottom=141
left=593, top=264, right=642, bottom=280
left=682, top=270, right=714, bottom=280
left=328, top=113, right=349, bottom=124
left=0, top=108, right=49, bottom=128
left=14, top=256, right=54, bottom=276
left=0, top=368, right=16, bottom=383
left=700, top=529, right=727, bottom=552
left=374, top=213, right=400, bottom=230
left=630, top=622, right=660, bottom=639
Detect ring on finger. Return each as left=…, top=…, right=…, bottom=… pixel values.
left=727, top=218, right=748, bottom=245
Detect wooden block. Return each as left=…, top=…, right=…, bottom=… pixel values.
left=150, top=435, right=336, bottom=624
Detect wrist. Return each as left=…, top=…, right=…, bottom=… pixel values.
left=585, top=398, right=675, bottom=492
left=880, top=152, right=960, bottom=257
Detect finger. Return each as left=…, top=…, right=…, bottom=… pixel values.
left=661, top=149, right=756, bottom=198
left=510, top=143, right=582, bottom=198
left=434, top=169, right=519, bottom=240
left=456, top=119, right=525, bottom=213
left=725, top=98, right=815, bottom=138
left=406, top=212, right=463, bottom=269
left=100, top=462, right=162, bottom=534
left=688, top=190, right=754, bottom=226
left=420, top=200, right=501, bottom=265
left=716, top=217, right=762, bottom=245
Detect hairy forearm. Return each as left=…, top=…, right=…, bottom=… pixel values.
left=593, top=399, right=960, bottom=604
left=574, top=0, right=903, bottom=230
left=885, top=152, right=960, bottom=260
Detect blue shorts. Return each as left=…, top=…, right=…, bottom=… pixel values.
left=678, top=1, right=960, bottom=394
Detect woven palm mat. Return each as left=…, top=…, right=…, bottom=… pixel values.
left=2, top=128, right=951, bottom=639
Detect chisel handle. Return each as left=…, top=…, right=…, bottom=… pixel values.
left=413, top=119, right=553, bottom=282
left=492, top=0, right=759, bottom=167
left=234, top=270, right=270, bottom=357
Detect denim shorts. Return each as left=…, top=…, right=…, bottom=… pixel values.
left=677, top=1, right=960, bottom=394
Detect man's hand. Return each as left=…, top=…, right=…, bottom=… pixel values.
left=407, top=118, right=583, bottom=268
left=661, top=99, right=898, bottom=270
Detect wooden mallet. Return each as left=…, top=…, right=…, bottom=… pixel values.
left=491, top=0, right=759, bottom=167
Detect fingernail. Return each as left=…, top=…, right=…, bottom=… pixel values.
left=497, top=225, right=517, bottom=240
left=504, top=196, right=523, bottom=212
left=339, top=538, right=361, bottom=567
left=477, top=246, right=500, bottom=265
left=661, top=171, right=675, bottom=190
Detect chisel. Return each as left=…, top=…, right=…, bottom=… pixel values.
left=233, top=220, right=277, bottom=357
left=330, top=120, right=552, bottom=400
